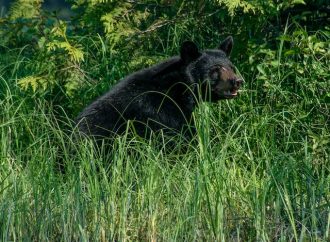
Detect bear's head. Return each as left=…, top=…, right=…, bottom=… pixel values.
left=181, top=37, right=243, bottom=101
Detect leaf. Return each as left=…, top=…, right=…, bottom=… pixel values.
left=47, top=40, right=84, bottom=63
left=270, top=60, right=279, bottom=67
left=284, top=50, right=296, bottom=56
left=9, top=0, right=43, bottom=20
left=257, top=64, right=267, bottom=76
left=38, top=36, right=46, bottom=49
left=17, top=75, right=47, bottom=92
left=292, top=0, right=305, bottom=5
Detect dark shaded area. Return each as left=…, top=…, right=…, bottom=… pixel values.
left=0, top=0, right=72, bottom=18
left=280, top=2, right=330, bottom=29
left=0, top=0, right=10, bottom=9
left=43, top=0, right=72, bottom=19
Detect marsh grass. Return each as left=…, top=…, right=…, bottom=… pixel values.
left=0, top=33, right=329, bottom=241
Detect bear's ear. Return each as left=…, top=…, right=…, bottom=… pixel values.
left=219, top=36, right=233, bottom=56
left=180, top=41, right=200, bottom=63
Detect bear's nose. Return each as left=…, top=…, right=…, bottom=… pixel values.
left=231, top=78, right=243, bottom=88
left=236, top=78, right=243, bottom=86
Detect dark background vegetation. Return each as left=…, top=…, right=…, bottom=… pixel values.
left=1, top=0, right=71, bottom=15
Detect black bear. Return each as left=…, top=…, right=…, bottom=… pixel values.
left=75, top=36, right=243, bottom=141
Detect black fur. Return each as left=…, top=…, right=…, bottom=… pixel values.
left=75, top=37, right=242, bottom=141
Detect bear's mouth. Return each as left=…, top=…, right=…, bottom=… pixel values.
left=223, top=88, right=238, bottom=98
left=208, top=78, right=243, bottom=101
left=213, top=87, right=239, bottom=100
left=211, top=90, right=237, bottom=100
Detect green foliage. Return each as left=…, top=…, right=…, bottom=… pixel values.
left=249, top=26, right=330, bottom=107
left=15, top=20, right=85, bottom=96
left=1, top=0, right=324, bottom=98
left=46, top=22, right=84, bottom=63
left=9, top=0, right=43, bottom=20
left=17, top=75, right=49, bottom=92
left=100, top=2, right=149, bottom=49
left=215, top=0, right=269, bottom=15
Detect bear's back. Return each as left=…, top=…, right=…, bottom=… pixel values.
left=75, top=56, right=186, bottom=138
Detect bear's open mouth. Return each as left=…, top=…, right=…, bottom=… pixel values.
left=222, top=88, right=239, bottom=98
left=211, top=87, right=239, bottom=100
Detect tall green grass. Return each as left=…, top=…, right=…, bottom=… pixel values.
left=0, top=33, right=329, bottom=241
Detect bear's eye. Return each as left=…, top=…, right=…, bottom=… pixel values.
left=209, top=68, right=220, bottom=79
left=227, top=65, right=236, bottom=73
